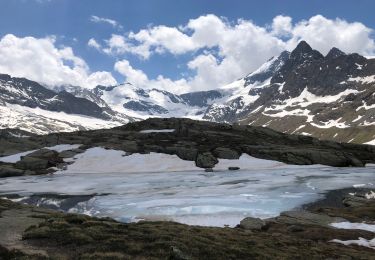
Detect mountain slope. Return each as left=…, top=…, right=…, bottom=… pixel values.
left=203, top=41, right=375, bottom=144
left=0, top=41, right=374, bottom=143
left=93, top=83, right=223, bottom=119
left=0, top=74, right=133, bottom=134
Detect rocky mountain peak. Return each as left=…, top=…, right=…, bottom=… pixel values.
left=290, top=40, right=324, bottom=62
left=325, top=47, right=345, bottom=60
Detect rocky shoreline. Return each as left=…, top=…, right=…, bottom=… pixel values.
left=0, top=188, right=375, bottom=259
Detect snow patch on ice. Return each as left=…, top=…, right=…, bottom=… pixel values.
left=62, top=147, right=287, bottom=174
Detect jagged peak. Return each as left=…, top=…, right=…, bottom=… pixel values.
left=290, top=40, right=323, bottom=61
left=325, top=47, right=345, bottom=59
left=294, top=40, right=313, bottom=53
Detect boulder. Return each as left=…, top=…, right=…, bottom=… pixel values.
left=228, top=167, right=240, bottom=171
left=27, top=149, right=63, bottom=165
left=213, top=147, right=240, bottom=159
left=0, top=164, right=24, bottom=177
left=15, top=157, right=49, bottom=170
left=175, top=147, right=198, bottom=161
left=239, top=217, right=266, bottom=230
left=195, top=152, right=218, bottom=168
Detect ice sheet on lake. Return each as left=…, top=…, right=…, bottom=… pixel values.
left=1, top=147, right=375, bottom=227
left=0, top=144, right=81, bottom=163
left=1, top=158, right=375, bottom=227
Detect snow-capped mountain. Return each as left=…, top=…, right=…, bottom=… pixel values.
left=203, top=41, right=375, bottom=144
left=92, top=83, right=223, bottom=120
left=1, top=41, right=374, bottom=144
left=0, top=74, right=132, bottom=134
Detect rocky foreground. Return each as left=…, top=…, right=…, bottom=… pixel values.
left=1, top=118, right=375, bottom=178
left=0, top=189, right=374, bottom=259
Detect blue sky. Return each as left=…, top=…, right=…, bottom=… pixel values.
left=1, top=0, right=375, bottom=92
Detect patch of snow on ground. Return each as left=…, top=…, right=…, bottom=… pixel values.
left=356, top=101, right=375, bottom=111
left=0, top=103, right=123, bottom=135
left=365, top=139, right=375, bottom=145
left=331, top=237, right=375, bottom=249
left=330, top=221, right=375, bottom=249
left=268, top=87, right=359, bottom=109
left=366, top=191, right=375, bottom=199
left=311, top=118, right=350, bottom=129
left=139, top=129, right=175, bottom=133
left=331, top=222, right=375, bottom=232
left=348, top=75, right=375, bottom=84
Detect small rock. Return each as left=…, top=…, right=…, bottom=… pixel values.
left=205, top=168, right=213, bottom=172
left=228, top=166, right=240, bottom=171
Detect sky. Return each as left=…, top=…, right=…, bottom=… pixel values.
left=1, top=0, right=375, bottom=93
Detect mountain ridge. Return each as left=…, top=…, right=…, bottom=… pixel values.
left=0, top=41, right=374, bottom=144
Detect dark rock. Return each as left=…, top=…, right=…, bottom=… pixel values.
left=174, top=147, right=198, bottom=161
left=195, top=152, right=218, bottom=168
left=0, top=164, right=24, bottom=177
left=228, top=166, right=240, bottom=171
left=204, top=168, right=213, bottom=172
left=343, top=196, right=368, bottom=207
left=15, top=157, right=49, bottom=171
left=59, top=150, right=79, bottom=158
left=121, top=140, right=138, bottom=153
left=213, top=147, right=240, bottom=159
left=275, top=211, right=346, bottom=227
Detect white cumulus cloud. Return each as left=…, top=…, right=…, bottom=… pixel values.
left=114, top=59, right=190, bottom=94
left=0, top=34, right=117, bottom=89
left=90, top=15, right=122, bottom=29
left=100, top=14, right=375, bottom=92
left=88, top=38, right=101, bottom=50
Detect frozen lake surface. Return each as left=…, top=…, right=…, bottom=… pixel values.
left=0, top=147, right=374, bottom=227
